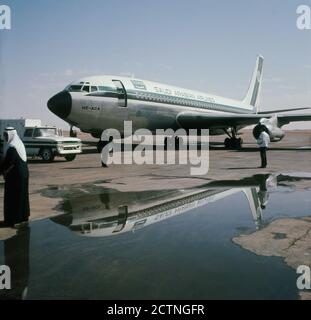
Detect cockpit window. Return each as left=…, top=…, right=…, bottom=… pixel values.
left=67, top=85, right=83, bottom=92
left=82, top=85, right=90, bottom=92
left=66, top=82, right=98, bottom=93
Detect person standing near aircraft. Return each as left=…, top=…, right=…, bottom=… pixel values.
left=0, top=127, right=30, bottom=227
left=257, top=126, right=270, bottom=168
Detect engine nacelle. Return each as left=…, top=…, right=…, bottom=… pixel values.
left=253, top=117, right=285, bottom=142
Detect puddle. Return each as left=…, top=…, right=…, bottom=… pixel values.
left=0, top=173, right=310, bottom=299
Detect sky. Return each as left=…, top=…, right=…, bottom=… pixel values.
left=0, top=0, right=311, bottom=129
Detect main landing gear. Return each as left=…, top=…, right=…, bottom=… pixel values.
left=224, top=128, right=243, bottom=149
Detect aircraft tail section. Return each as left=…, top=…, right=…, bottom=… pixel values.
left=242, top=55, right=264, bottom=113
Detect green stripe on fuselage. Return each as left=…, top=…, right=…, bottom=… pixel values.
left=87, top=87, right=252, bottom=114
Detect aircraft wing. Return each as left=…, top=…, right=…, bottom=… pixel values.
left=177, top=112, right=270, bottom=129
left=257, top=107, right=311, bottom=114
left=176, top=111, right=311, bottom=130
left=276, top=114, right=311, bottom=126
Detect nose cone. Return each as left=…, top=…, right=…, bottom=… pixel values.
left=47, top=91, right=72, bottom=120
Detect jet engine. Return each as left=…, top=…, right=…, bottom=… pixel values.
left=253, top=116, right=285, bottom=142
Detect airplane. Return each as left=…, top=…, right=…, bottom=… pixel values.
left=47, top=56, right=311, bottom=151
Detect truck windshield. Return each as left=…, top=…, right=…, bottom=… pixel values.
left=34, top=128, right=57, bottom=137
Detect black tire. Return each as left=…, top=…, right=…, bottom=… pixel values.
left=97, top=140, right=112, bottom=153
left=175, top=137, right=180, bottom=150
left=164, top=137, right=176, bottom=150
left=97, top=141, right=104, bottom=153
left=224, top=138, right=231, bottom=149
left=40, top=148, right=54, bottom=162
left=64, top=154, right=76, bottom=162
left=164, top=137, right=168, bottom=150
left=237, top=138, right=243, bottom=149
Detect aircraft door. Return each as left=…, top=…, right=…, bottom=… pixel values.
left=112, top=80, right=127, bottom=107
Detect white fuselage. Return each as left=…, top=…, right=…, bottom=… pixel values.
left=61, top=75, right=255, bottom=138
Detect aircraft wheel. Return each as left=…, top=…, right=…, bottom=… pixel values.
left=236, top=138, right=243, bottom=149
left=97, top=138, right=114, bottom=153
left=97, top=141, right=103, bottom=153
left=175, top=136, right=183, bottom=150
left=164, top=137, right=168, bottom=150
left=224, top=137, right=243, bottom=149
left=224, top=138, right=231, bottom=149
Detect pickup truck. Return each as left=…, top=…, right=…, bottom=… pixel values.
left=0, top=119, right=82, bottom=162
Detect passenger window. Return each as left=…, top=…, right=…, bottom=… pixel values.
left=91, top=86, right=98, bottom=92
left=24, top=128, right=33, bottom=138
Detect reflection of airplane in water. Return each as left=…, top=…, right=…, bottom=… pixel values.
left=52, top=174, right=288, bottom=237
left=51, top=173, right=311, bottom=237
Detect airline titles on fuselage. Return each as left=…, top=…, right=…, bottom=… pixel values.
left=131, top=78, right=216, bottom=103
left=153, top=85, right=216, bottom=103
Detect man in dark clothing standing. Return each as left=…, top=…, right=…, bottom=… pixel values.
left=0, top=128, right=30, bottom=227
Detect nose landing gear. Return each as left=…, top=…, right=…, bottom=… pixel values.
left=97, top=136, right=114, bottom=153
left=97, top=140, right=108, bottom=153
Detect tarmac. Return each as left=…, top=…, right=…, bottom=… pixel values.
left=0, top=130, right=310, bottom=237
